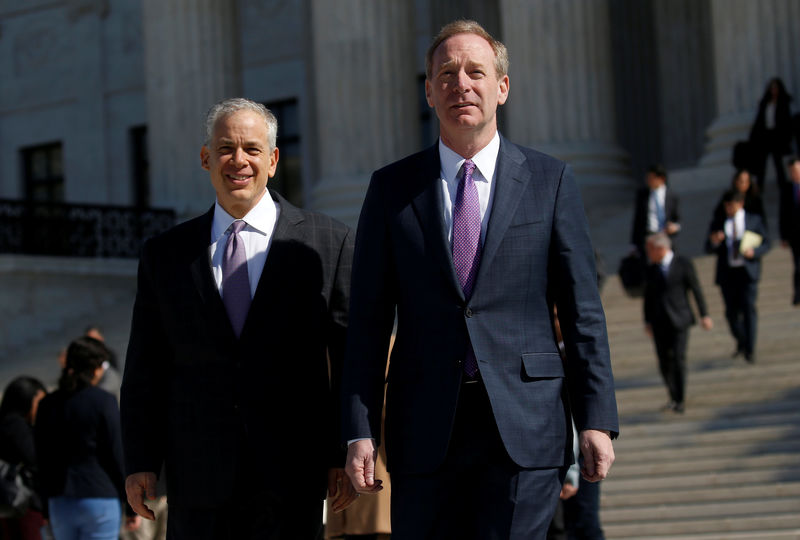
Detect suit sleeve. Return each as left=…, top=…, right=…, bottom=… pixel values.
left=684, top=259, right=708, bottom=318
left=325, top=226, right=354, bottom=465
left=120, top=240, right=169, bottom=477
left=752, top=216, right=771, bottom=258
left=549, top=165, right=619, bottom=438
left=340, top=173, right=397, bottom=444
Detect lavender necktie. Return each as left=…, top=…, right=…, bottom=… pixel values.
left=222, top=220, right=251, bottom=337
left=452, top=159, right=481, bottom=378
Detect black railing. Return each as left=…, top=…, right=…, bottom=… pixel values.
left=0, top=199, right=175, bottom=258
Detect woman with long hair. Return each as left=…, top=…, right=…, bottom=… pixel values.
left=713, top=169, right=767, bottom=226
left=749, top=77, right=794, bottom=190
left=34, top=337, right=127, bottom=540
left=0, top=376, right=47, bottom=540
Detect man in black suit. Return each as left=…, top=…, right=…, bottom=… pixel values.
left=630, top=164, right=681, bottom=255
left=707, top=190, right=771, bottom=363
left=644, top=233, right=713, bottom=413
left=120, top=98, right=356, bottom=539
left=342, top=20, right=618, bottom=539
left=779, top=157, right=800, bottom=305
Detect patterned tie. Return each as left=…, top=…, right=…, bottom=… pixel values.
left=731, top=218, right=741, bottom=261
left=222, top=220, right=251, bottom=337
left=452, top=159, right=481, bottom=378
left=653, top=192, right=665, bottom=231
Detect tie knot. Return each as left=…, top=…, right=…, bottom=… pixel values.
left=229, top=220, right=247, bottom=235
left=462, top=159, right=476, bottom=181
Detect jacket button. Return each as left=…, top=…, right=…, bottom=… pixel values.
left=465, top=307, right=473, bottom=318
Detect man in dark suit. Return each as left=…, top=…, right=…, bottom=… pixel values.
left=644, top=233, right=713, bottom=413
left=707, top=190, right=771, bottom=363
left=779, top=157, right=800, bottom=305
left=120, top=98, right=357, bottom=539
left=630, top=164, right=681, bottom=255
left=341, top=20, right=618, bottom=539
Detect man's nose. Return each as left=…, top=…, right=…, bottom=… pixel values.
left=453, top=70, right=470, bottom=93
left=232, top=148, right=247, bottom=167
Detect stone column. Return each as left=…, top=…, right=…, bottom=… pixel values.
left=700, top=0, right=800, bottom=166
left=142, top=0, right=241, bottom=218
left=499, top=0, right=629, bottom=185
left=307, top=0, right=419, bottom=227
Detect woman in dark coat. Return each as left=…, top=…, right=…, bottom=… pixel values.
left=34, top=337, right=127, bottom=540
left=713, top=169, right=767, bottom=227
left=749, top=77, right=794, bottom=190
left=0, top=376, right=47, bottom=540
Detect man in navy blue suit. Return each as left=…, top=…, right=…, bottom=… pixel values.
left=707, top=189, right=771, bottom=363
left=341, top=20, right=618, bottom=539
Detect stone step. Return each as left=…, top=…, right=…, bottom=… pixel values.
left=615, top=433, right=800, bottom=465
left=609, top=451, right=800, bottom=480
left=615, top=529, right=800, bottom=540
left=603, top=497, right=800, bottom=524
left=602, top=467, right=800, bottom=495
left=601, top=481, right=800, bottom=508
left=602, top=513, right=800, bottom=539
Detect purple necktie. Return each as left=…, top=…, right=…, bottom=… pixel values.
left=222, top=220, right=251, bottom=337
left=452, top=159, right=481, bottom=378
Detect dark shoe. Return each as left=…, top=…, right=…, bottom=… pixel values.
left=672, top=402, right=685, bottom=413
left=731, top=348, right=744, bottom=359
left=660, top=400, right=677, bottom=412
left=745, top=353, right=755, bottom=364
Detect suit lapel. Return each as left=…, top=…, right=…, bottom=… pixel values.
left=249, top=190, right=305, bottom=313
left=189, top=208, right=234, bottom=340
left=474, top=137, right=531, bottom=291
left=410, top=145, right=464, bottom=299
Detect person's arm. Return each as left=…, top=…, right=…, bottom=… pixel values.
left=549, top=164, right=618, bottom=481
left=341, top=172, right=396, bottom=493
left=120, top=240, right=168, bottom=517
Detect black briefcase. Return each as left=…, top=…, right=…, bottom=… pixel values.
left=618, top=252, right=645, bottom=298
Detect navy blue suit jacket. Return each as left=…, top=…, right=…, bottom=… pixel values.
left=342, top=136, right=619, bottom=474
left=706, top=212, right=770, bottom=285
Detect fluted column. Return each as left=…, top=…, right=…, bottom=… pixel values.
left=499, top=0, right=629, bottom=185
left=307, top=0, right=418, bottom=227
left=700, top=0, right=800, bottom=166
left=142, top=0, right=241, bottom=218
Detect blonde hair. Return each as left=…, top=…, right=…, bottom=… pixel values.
left=425, top=19, right=509, bottom=80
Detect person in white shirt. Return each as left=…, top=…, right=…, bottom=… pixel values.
left=707, top=190, right=771, bottom=363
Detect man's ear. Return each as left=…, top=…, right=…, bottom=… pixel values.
left=200, top=146, right=210, bottom=170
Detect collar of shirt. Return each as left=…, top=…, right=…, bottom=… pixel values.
left=660, top=249, right=674, bottom=273
left=724, top=208, right=746, bottom=267
left=210, top=190, right=280, bottom=296
left=439, top=132, right=500, bottom=244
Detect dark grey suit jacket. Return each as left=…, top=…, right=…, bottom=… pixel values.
left=644, top=255, right=708, bottom=330
left=121, top=190, right=353, bottom=507
left=342, top=136, right=619, bottom=475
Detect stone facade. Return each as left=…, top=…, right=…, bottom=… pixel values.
left=0, top=0, right=798, bottom=225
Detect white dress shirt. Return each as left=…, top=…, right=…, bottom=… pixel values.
left=210, top=190, right=280, bottom=298
left=439, top=132, right=501, bottom=246
left=660, top=249, right=674, bottom=276
left=724, top=208, right=746, bottom=268
left=647, top=185, right=667, bottom=234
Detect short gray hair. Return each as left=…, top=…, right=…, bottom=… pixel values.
left=646, top=232, right=671, bottom=250
left=204, top=98, right=278, bottom=150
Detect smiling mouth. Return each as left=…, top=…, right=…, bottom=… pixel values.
left=226, top=174, right=252, bottom=183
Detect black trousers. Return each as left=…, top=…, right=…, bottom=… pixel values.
left=390, top=380, right=565, bottom=540
left=720, top=268, right=759, bottom=356
left=652, top=324, right=689, bottom=405
left=563, top=478, right=605, bottom=540
left=167, top=443, right=324, bottom=540
left=791, top=239, right=800, bottom=304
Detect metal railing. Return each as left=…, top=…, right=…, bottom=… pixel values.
left=0, top=199, right=175, bottom=258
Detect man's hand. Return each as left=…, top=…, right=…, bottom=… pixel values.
left=327, top=468, right=360, bottom=513
left=709, top=231, right=725, bottom=245
left=665, top=222, right=680, bottom=235
left=579, top=429, right=615, bottom=483
left=125, top=472, right=158, bottom=520
left=345, top=439, right=383, bottom=494
left=644, top=323, right=653, bottom=338
left=124, top=515, right=142, bottom=531
left=700, top=316, right=713, bottom=330
left=742, top=248, right=755, bottom=259
left=559, top=482, right=578, bottom=500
